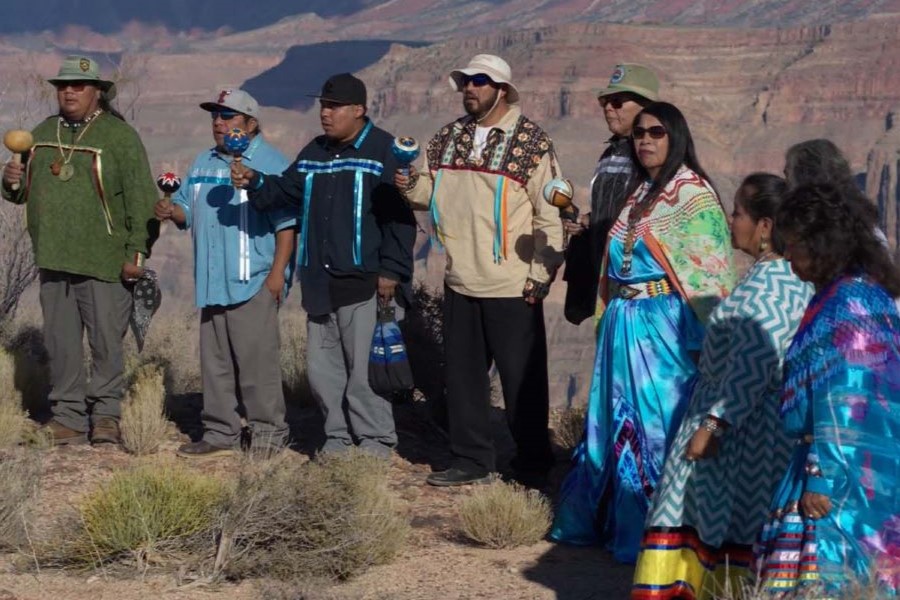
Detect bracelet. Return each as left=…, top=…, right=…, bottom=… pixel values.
left=701, top=417, right=725, bottom=438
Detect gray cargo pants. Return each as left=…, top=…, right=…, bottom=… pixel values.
left=39, top=269, right=132, bottom=432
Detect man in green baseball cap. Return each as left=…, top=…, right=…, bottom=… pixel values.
left=562, top=63, right=660, bottom=324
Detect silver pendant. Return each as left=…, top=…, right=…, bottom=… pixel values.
left=58, top=163, right=74, bottom=181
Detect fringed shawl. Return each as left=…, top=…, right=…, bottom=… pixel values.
left=596, top=166, right=736, bottom=325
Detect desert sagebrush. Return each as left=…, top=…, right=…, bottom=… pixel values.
left=459, top=479, right=552, bottom=549
left=58, top=460, right=226, bottom=568
left=552, top=404, right=586, bottom=452
left=120, top=364, right=168, bottom=455
left=218, top=450, right=409, bottom=581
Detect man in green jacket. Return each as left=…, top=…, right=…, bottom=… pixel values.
left=1, top=55, right=158, bottom=445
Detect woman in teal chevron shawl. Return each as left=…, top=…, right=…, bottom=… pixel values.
left=631, top=174, right=812, bottom=599
left=756, top=183, right=900, bottom=598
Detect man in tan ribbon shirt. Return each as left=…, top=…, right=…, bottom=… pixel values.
left=396, top=54, right=564, bottom=487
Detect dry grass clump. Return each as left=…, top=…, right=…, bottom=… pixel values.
left=714, top=566, right=891, bottom=599
left=459, top=479, right=552, bottom=549
left=120, top=364, right=169, bottom=455
left=50, top=460, right=226, bottom=570
left=280, top=309, right=311, bottom=404
left=0, top=347, right=30, bottom=448
left=552, top=404, right=586, bottom=452
left=217, top=450, right=409, bottom=581
left=0, top=447, right=43, bottom=550
left=125, top=310, right=201, bottom=396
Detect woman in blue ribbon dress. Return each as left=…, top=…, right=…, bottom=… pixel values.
left=757, top=183, right=900, bottom=597
left=550, top=102, right=736, bottom=564
left=631, top=174, right=812, bottom=599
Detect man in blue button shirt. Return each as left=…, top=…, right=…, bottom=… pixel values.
left=155, top=88, right=296, bottom=458
left=231, top=73, right=415, bottom=459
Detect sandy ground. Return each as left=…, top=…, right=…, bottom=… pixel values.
left=0, top=400, right=633, bottom=600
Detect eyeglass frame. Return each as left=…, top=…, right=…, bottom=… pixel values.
left=462, top=73, right=495, bottom=88
left=53, top=81, right=96, bottom=92
left=598, top=92, right=644, bottom=110
left=209, top=110, right=243, bottom=121
left=632, top=125, right=668, bottom=140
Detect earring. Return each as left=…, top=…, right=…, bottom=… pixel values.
left=759, top=238, right=770, bottom=253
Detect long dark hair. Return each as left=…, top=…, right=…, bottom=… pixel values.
left=626, top=102, right=714, bottom=203
left=776, top=183, right=900, bottom=296
left=737, top=172, right=787, bottom=252
left=100, top=88, right=126, bottom=121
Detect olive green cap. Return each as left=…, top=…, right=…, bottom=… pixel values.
left=597, top=63, right=659, bottom=101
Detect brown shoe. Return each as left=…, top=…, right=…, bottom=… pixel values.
left=91, top=417, right=121, bottom=445
left=42, top=420, right=88, bottom=446
left=176, top=440, right=234, bottom=459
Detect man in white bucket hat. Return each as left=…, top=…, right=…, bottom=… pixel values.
left=395, top=54, right=564, bottom=488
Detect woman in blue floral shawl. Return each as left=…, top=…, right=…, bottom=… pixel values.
left=757, top=183, right=900, bottom=597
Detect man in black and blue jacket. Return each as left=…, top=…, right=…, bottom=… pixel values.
left=232, top=73, right=415, bottom=458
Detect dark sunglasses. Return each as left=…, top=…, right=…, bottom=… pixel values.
left=463, top=73, right=493, bottom=87
left=210, top=110, right=240, bottom=121
left=599, top=94, right=632, bottom=109
left=54, top=81, right=91, bottom=92
left=632, top=125, right=668, bottom=140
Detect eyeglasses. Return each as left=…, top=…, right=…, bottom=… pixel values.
left=632, top=125, right=668, bottom=140
left=210, top=110, right=240, bottom=121
left=463, top=74, right=493, bottom=87
left=599, top=94, right=632, bottom=109
left=54, top=81, right=91, bottom=92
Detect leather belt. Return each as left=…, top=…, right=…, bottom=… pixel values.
left=612, top=278, right=673, bottom=300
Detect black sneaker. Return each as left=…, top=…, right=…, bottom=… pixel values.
left=176, top=440, right=234, bottom=459
left=426, top=467, right=492, bottom=487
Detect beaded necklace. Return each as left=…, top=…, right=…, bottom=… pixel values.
left=620, top=182, right=660, bottom=274
left=52, top=108, right=103, bottom=181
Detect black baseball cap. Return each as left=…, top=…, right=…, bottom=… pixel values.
left=309, top=73, right=367, bottom=106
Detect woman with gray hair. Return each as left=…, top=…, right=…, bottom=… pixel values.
left=784, top=138, right=898, bottom=309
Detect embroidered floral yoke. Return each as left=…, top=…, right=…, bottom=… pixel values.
left=404, top=105, right=564, bottom=297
